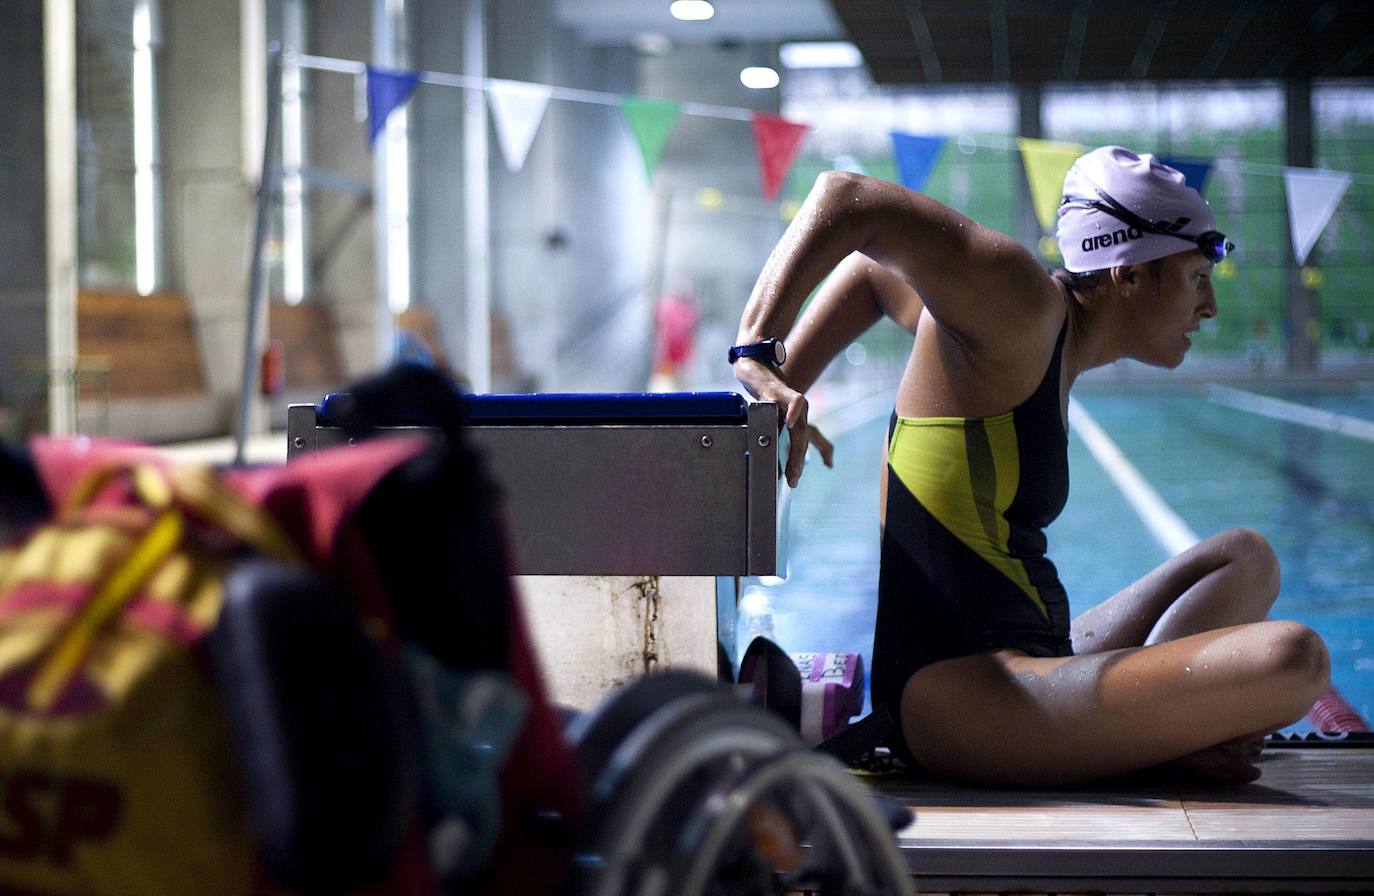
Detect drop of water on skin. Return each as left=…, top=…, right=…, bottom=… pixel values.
left=1203, top=664, right=1210, bottom=671
left=1185, top=666, right=1192, bottom=673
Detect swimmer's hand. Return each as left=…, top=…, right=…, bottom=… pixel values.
left=733, top=358, right=810, bottom=487
left=807, top=425, right=834, bottom=468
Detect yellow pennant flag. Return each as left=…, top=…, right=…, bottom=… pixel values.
left=1018, top=137, right=1084, bottom=234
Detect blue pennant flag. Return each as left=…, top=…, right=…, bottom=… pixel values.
left=889, top=132, right=948, bottom=193
left=1160, top=156, right=1213, bottom=196
left=366, top=65, right=422, bottom=145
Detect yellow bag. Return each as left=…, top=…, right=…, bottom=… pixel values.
left=0, top=461, right=301, bottom=895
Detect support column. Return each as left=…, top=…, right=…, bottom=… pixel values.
left=371, top=0, right=406, bottom=368
left=462, top=0, right=491, bottom=393
left=161, top=0, right=258, bottom=399
left=1015, top=82, right=1044, bottom=257
left=309, top=0, right=377, bottom=380
left=0, top=2, right=54, bottom=434
left=1285, top=77, right=1319, bottom=371
left=44, top=0, right=78, bottom=435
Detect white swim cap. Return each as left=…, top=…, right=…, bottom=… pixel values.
left=1057, top=146, right=1220, bottom=273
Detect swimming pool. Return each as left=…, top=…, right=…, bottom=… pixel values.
left=738, top=383, right=1374, bottom=734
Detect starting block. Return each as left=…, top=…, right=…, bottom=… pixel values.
left=287, top=391, right=778, bottom=707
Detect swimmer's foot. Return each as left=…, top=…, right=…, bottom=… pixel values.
left=1159, top=736, right=1264, bottom=784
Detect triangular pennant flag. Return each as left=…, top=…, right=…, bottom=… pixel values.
left=487, top=79, right=553, bottom=173
left=751, top=113, right=810, bottom=201
left=366, top=65, right=422, bottom=145
left=1017, top=137, right=1084, bottom=233
left=889, top=132, right=948, bottom=193
left=1159, top=156, right=1213, bottom=196
left=1284, top=166, right=1352, bottom=266
left=620, top=98, right=681, bottom=181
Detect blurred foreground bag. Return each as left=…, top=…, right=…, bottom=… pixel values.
left=0, top=452, right=303, bottom=895
left=0, top=365, right=583, bottom=895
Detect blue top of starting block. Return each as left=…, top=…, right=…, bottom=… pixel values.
left=319, top=390, right=749, bottom=427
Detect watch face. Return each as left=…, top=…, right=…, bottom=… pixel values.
left=770, top=339, right=786, bottom=365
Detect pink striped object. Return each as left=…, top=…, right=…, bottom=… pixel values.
left=1305, top=688, right=1371, bottom=734
left=789, top=652, right=865, bottom=746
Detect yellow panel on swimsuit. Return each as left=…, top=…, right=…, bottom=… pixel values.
left=888, top=412, right=1048, bottom=620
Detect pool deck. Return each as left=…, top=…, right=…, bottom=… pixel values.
left=870, top=746, right=1374, bottom=894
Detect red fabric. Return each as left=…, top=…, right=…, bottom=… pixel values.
left=29, top=436, right=584, bottom=893
left=30, top=437, right=164, bottom=507
left=653, top=293, right=699, bottom=373
left=751, top=112, right=810, bottom=201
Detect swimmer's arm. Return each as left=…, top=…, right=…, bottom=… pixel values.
left=738, top=171, right=1057, bottom=357
left=736, top=170, right=1044, bottom=484
left=782, top=252, right=922, bottom=394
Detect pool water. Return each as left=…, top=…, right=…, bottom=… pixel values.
left=740, top=386, right=1374, bottom=734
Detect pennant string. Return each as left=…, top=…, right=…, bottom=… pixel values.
left=293, top=50, right=1374, bottom=192
left=299, top=52, right=757, bottom=123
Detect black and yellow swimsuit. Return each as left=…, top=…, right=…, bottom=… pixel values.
left=870, top=322, right=1073, bottom=721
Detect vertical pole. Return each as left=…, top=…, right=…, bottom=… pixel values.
left=463, top=0, right=491, bottom=393
left=44, top=0, right=78, bottom=436
left=280, top=0, right=308, bottom=304
left=1284, top=77, right=1318, bottom=371
left=1015, top=82, right=1044, bottom=256
left=371, top=0, right=404, bottom=369
left=234, top=44, right=282, bottom=466
left=241, top=0, right=267, bottom=183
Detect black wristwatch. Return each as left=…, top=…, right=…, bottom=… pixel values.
left=727, top=338, right=787, bottom=367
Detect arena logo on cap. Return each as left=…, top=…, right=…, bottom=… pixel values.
left=1081, top=214, right=1194, bottom=254
left=1082, top=225, right=1143, bottom=253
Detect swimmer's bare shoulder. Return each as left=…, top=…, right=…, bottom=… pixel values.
left=825, top=171, right=1065, bottom=377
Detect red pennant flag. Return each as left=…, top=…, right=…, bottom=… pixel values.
left=751, top=113, right=810, bottom=201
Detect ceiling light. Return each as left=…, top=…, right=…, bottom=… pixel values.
left=780, top=41, right=863, bottom=69
left=670, top=0, right=714, bottom=22
left=740, top=66, right=779, bottom=89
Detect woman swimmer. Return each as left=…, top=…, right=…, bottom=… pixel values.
left=731, top=146, right=1330, bottom=786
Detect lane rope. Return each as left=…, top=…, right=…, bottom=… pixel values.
left=1068, top=398, right=1200, bottom=557
left=1204, top=384, right=1374, bottom=444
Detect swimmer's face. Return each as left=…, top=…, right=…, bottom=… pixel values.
left=1130, top=250, right=1217, bottom=369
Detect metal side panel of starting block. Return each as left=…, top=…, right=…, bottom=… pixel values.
left=287, top=392, right=777, bottom=577
left=287, top=392, right=779, bottom=708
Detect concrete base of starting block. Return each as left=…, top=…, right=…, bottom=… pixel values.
left=516, top=575, right=718, bottom=710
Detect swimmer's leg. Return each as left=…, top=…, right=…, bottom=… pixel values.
left=1061, top=528, right=1293, bottom=782
left=1070, top=527, right=1281, bottom=654
left=899, top=621, right=1329, bottom=787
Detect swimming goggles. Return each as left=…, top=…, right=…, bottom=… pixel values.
left=1064, top=185, right=1235, bottom=264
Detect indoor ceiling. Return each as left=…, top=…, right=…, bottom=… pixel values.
left=553, top=0, right=843, bottom=46
left=829, top=0, right=1374, bottom=85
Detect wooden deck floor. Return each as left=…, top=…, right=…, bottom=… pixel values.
left=869, top=747, right=1374, bottom=894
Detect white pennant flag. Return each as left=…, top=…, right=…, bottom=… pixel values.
left=1284, top=166, right=1352, bottom=266
left=487, top=79, right=553, bottom=173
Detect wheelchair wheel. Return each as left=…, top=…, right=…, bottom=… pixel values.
left=569, top=682, right=912, bottom=896
left=670, top=750, right=914, bottom=896
left=571, top=687, right=797, bottom=896
left=567, top=669, right=724, bottom=800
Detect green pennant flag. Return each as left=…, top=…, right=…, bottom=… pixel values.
left=1017, top=137, right=1084, bottom=234
left=620, top=98, right=681, bottom=181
